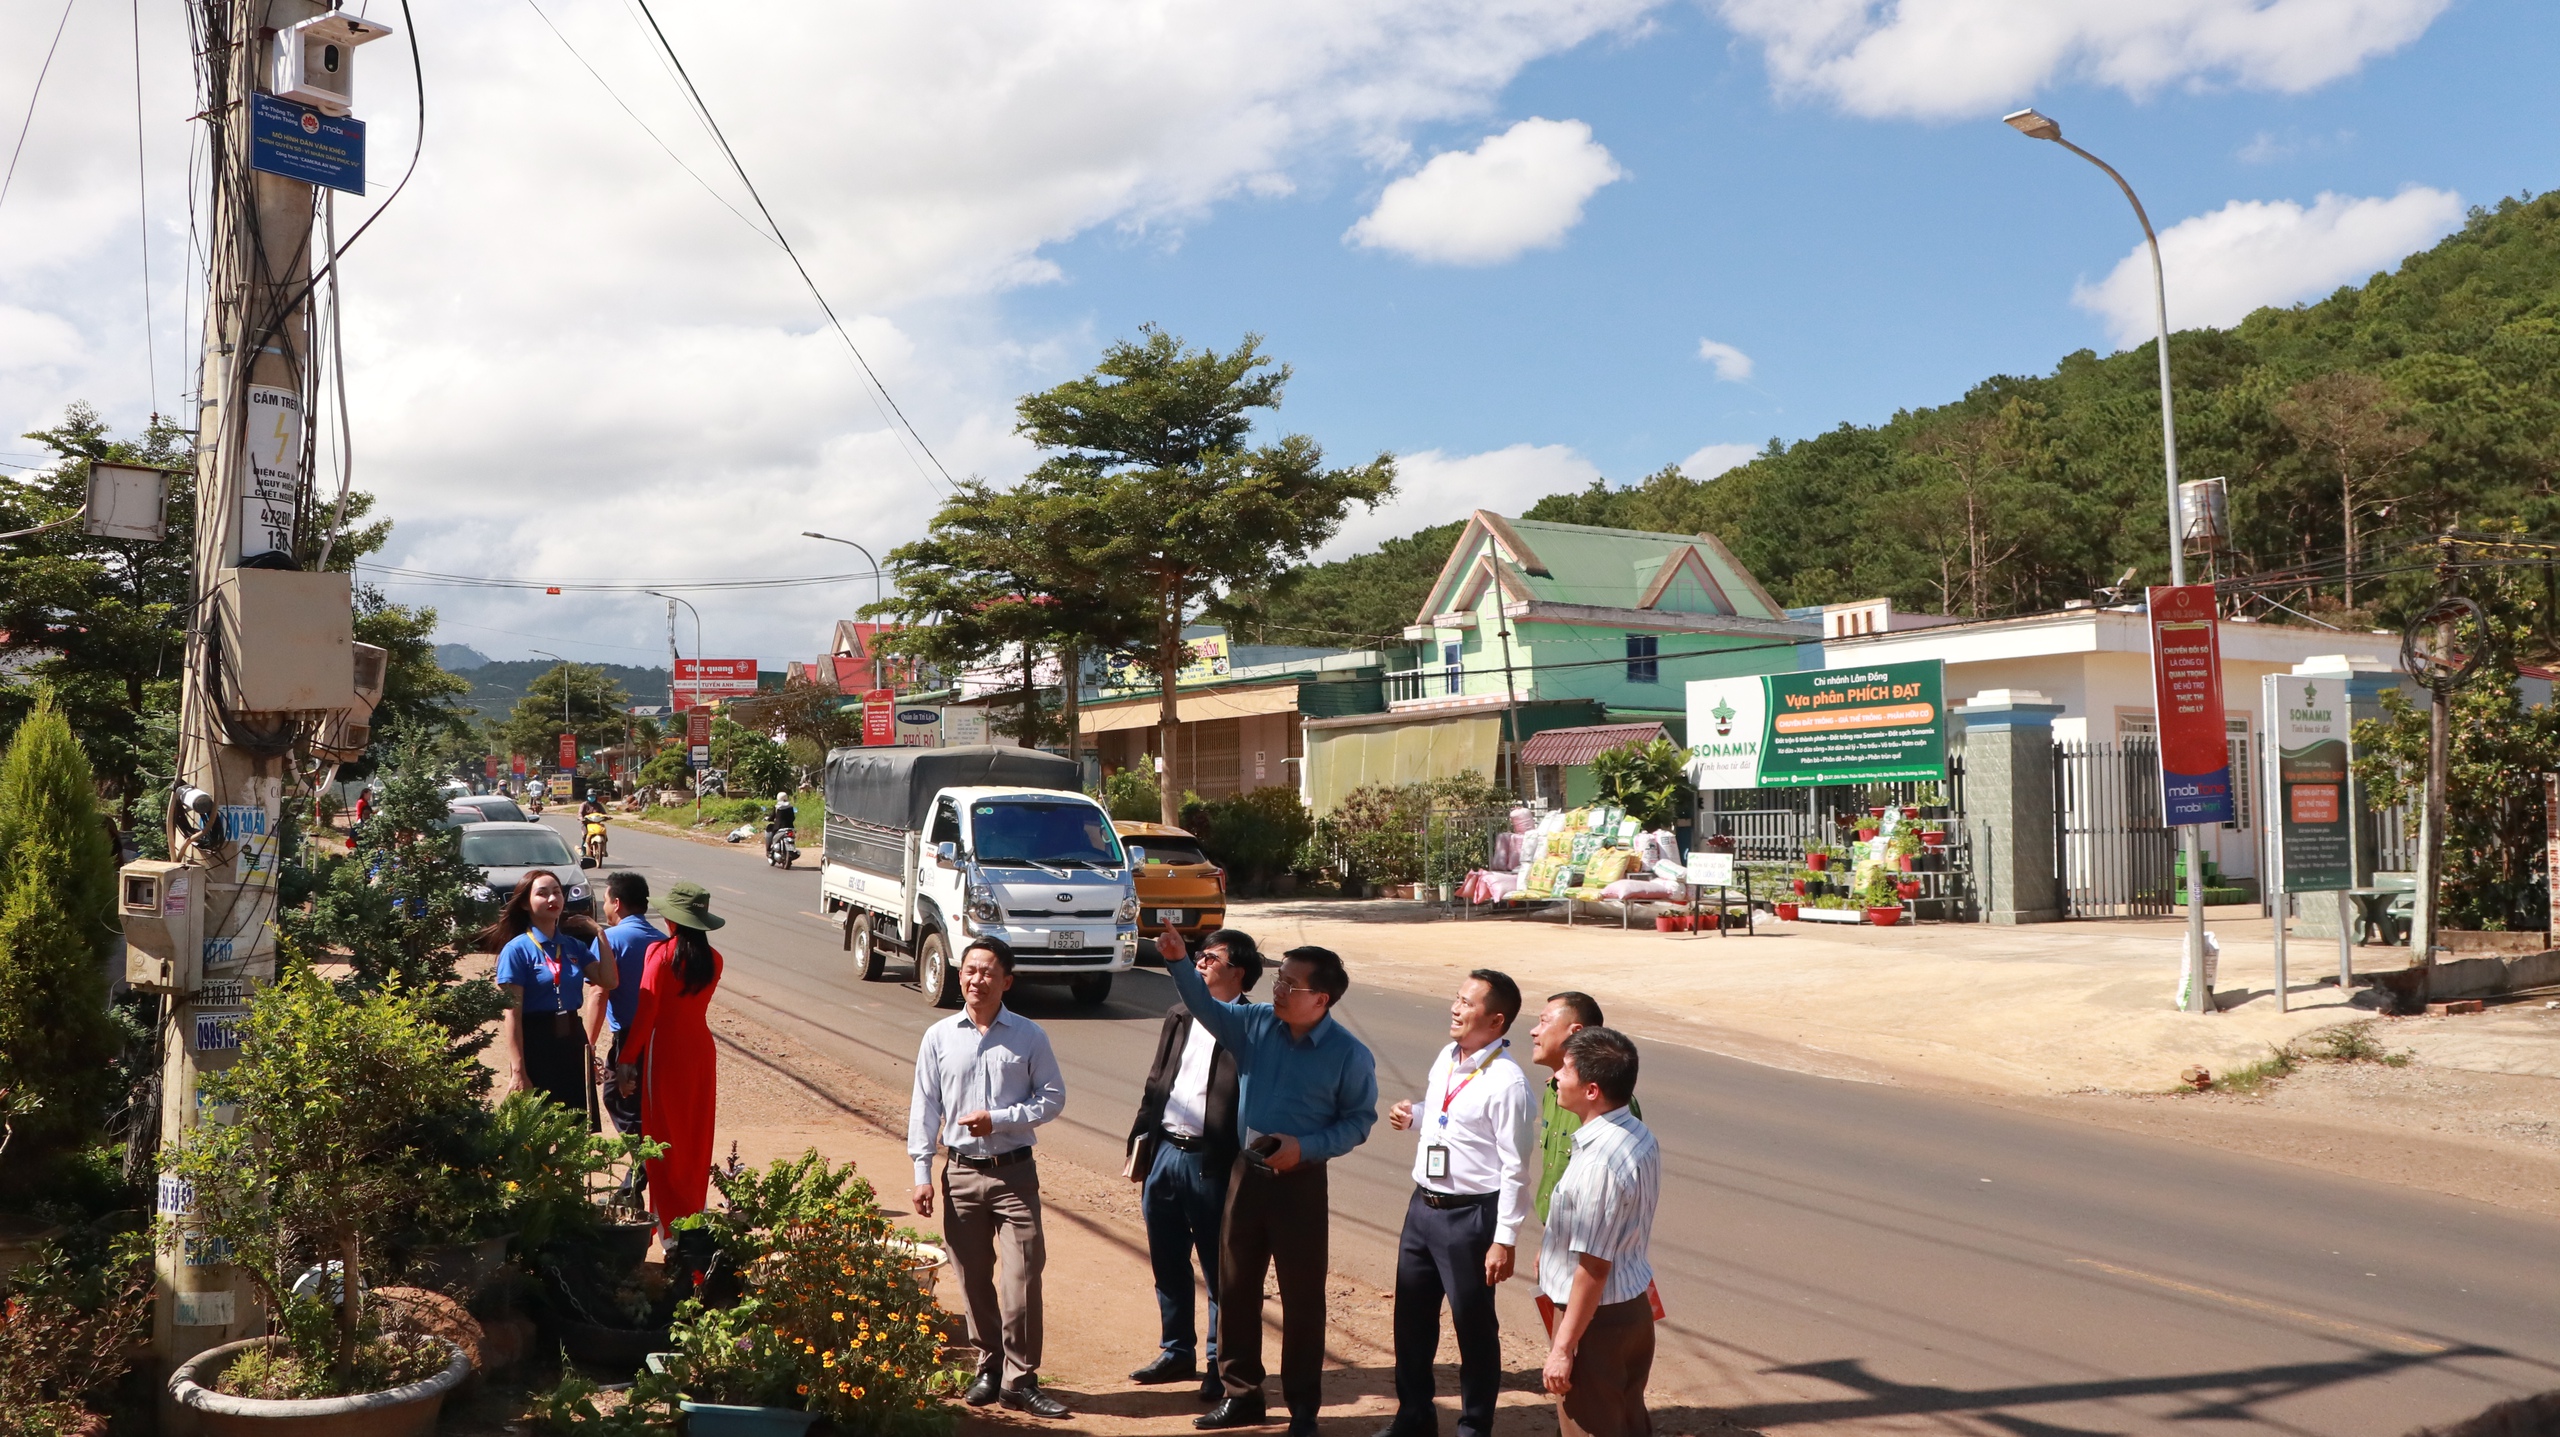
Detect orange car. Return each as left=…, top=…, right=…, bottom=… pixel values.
left=1114, top=821, right=1227, bottom=955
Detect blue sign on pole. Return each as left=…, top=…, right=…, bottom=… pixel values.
left=247, top=93, right=365, bottom=194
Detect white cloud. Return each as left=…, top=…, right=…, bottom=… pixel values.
left=0, top=0, right=1663, bottom=660
left=1715, top=0, right=2450, bottom=120
left=1695, top=338, right=1754, bottom=381
left=1681, top=442, right=1758, bottom=479
left=2071, top=187, right=2462, bottom=348
left=1321, top=443, right=1603, bottom=558
left=1344, top=117, right=1624, bottom=265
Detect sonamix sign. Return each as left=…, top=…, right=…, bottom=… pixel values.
left=1686, top=660, right=1947, bottom=789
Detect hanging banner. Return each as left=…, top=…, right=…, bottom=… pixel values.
left=510, top=754, right=527, bottom=777
left=558, top=733, right=578, bottom=769
left=2266, top=674, right=2352, bottom=892
left=2148, top=585, right=2234, bottom=826
left=896, top=706, right=942, bottom=747
left=672, top=658, right=759, bottom=710
left=239, top=385, right=303, bottom=562
left=1685, top=660, right=1946, bottom=789
left=482, top=756, right=498, bottom=780
left=862, top=688, right=897, bottom=746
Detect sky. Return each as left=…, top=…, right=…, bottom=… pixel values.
left=2, top=0, right=2554, bottom=668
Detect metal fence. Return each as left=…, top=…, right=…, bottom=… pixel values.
left=1699, top=755, right=1968, bottom=865
left=2052, top=737, right=2176, bottom=917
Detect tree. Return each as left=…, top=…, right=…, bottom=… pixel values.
left=2274, top=373, right=2430, bottom=609
left=347, top=589, right=475, bottom=774
left=1590, top=736, right=1694, bottom=831
left=1016, top=327, right=1394, bottom=822
left=493, top=663, right=631, bottom=765
left=707, top=716, right=794, bottom=799
left=0, top=691, right=123, bottom=1197
left=1249, top=519, right=1464, bottom=648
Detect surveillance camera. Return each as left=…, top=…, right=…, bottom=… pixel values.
left=172, top=785, right=220, bottom=840
left=271, top=11, right=395, bottom=116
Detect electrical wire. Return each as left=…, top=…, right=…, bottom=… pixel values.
left=623, top=0, right=957, bottom=495
left=0, top=0, right=79, bottom=219
left=315, top=193, right=357, bottom=569
left=129, top=0, right=157, bottom=417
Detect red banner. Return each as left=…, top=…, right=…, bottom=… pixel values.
left=863, top=688, right=896, bottom=746
left=511, top=754, right=527, bottom=777
left=558, top=733, right=579, bottom=769
left=483, top=756, right=497, bottom=780
left=686, top=710, right=711, bottom=747
left=2147, top=584, right=2235, bottom=826
left=672, top=657, right=759, bottom=710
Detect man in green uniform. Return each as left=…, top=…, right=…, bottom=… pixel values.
left=1528, top=992, right=1639, bottom=1220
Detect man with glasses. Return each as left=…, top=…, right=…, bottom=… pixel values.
left=1161, top=925, right=1378, bottom=1437
left=1127, top=929, right=1263, bottom=1401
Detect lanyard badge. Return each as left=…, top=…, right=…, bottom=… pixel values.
left=1435, top=1038, right=1506, bottom=1130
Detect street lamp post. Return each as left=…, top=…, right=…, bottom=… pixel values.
left=532, top=649, right=576, bottom=801
left=646, top=592, right=706, bottom=825
left=803, top=531, right=887, bottom=691
left=2004, top=107, right=2212, bottom=1013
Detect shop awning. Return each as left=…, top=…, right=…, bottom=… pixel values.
left=1516, top=721, right=1666, bottom=769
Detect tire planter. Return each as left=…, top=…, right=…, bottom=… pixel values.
left=169, top=1335, right=469, bottom=1437
left=1866, top=906, right=1903, bottom=927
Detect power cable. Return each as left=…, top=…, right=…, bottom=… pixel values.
left=623, top=0, right=957, bottom=495
left=129, top=0, right=157, bottom=416
left=0, top=0, right=79, bottom=219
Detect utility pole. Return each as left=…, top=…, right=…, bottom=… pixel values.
left=156, top=0, right=356, bottom=1392
left=2407, top=538, right=2471, bottom=969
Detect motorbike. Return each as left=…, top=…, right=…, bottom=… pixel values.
left=581, top=812, right=610, bottom=867
left=765, top=824, right=798, bottom=871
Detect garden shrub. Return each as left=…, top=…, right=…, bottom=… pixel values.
left=1589, top=736, right=1693, bottom=831
left=1099, top=766, right=1161, bottom=823
left=1177, top=787, right=1314, bottom=889
left=0, top=1229, right=151, bottom=1435
left=1310, top=773, right=1511, bottom=889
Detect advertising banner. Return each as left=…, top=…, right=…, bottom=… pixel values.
left=510, top=754, right=527, bottom=777
left=2266, top=674, right=2352, bottom=892
left=2148, top=585, right=2234, bottom=826
left=482, top=756, right=497, bottom=780
left=556, top=734, right=576, bottom=769
left=862, top=688, right=897, bottom=746
left=1686, top=660, right=1946, bottom=789
left=1095, top=633, right=1230, bottom=697
left=896, top=706, right=941, bottom=747
left=672, top=657, right=759, bottom=710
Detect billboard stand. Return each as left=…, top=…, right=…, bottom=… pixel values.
left=2267, top=672, right=2357, bottom=1011
left=2150, top=585, right=2234, bottom=1013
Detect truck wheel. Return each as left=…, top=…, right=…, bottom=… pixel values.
left=853, top=916, right=887, bottom=982
left=1069, top=974, right=1113, bottom=1005
left=916, top=930, right=959, bottom=1008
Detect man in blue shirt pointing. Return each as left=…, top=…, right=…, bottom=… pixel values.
left=1163, top=925, right=1378, bottom=1437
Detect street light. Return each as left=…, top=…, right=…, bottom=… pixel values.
left=2004, top=106, right=2210, bottom=1012
left=646, top=590, right=704, bottom=705
left=803, top=531, right=887, bottom=690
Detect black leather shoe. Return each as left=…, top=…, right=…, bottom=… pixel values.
left=1131, top=1352, right=1199, bottom=1384
left=1002, top=1378, right=1071, bottom=1419
left=964, top=1375, right=1001, bottom=1407
left=1195, top=1395, right=1270, bottom=1429
left=1199, top=1374, right=1224, bottom=1403
left=1287, top=1419, right=1319, bottom=1437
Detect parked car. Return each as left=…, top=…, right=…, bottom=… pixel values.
left=459, top=822, right=592, bottom=915
left=1113, top=820, right=1226, bottom=960
left=449, top=794, right=530, bottom=824
left=438, top=804, right=490, bottom=829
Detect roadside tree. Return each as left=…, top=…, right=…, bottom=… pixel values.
left=493, top=663, right=632, bottom=763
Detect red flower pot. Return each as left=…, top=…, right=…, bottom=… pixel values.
left=1856, top=827, right=1878, bottom=841
left=1866, top=905, right=1903, bottom=927
left=1791, top=878, right=1807, bottom=895
left=1806, top=853, right=1830, bottom=871
left=1921, top=829, right=1947, bottom=847
left=1867, top=806, right=1887, bottom=818
left=1774, top=902, right=1800, bottom=921
left=1896, top=855, right=1914, bottom=872
left=1655, top=914, right=1679, bottom=932
left=1897, top=880, right=1921, bottom=900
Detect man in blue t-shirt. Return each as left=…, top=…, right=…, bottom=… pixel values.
left=585, top=872, right=664, bottom=1151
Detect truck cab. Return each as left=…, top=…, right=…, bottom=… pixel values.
left=818, top=746, right=1137, bottom=1006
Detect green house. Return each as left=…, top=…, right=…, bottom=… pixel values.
left=1302, top=511, right=1817, bottom=812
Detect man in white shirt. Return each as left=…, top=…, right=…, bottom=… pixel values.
left=907, top=937, right=1071, bottom=1417
left=1127, top=930, right=1264, bottom=1400
left=1537, top=1027, right=1659, bottom=1437
left=1382, top=969, right=1533, bottom=1437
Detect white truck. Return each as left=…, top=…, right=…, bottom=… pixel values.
left=816, top=745, right=1137, bottom=1007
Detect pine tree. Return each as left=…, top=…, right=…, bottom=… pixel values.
left=0, top=691, right=123, bottom=1194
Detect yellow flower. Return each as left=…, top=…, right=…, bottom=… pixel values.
left=832, top=1311, right=844, bottom=1322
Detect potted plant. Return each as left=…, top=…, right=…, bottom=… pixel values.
left=1805, top=848, right=1831, bottom=872
left=162, top=970, right=477, bottom=1431
left=1857, top=868, right=1904, bottom=927
left=1913, top=781, right=1948, bottom=818
left=1773, top=900, right=1800, bottom=921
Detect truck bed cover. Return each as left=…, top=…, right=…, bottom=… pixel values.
left=822, top=745, right=1083, bottom=834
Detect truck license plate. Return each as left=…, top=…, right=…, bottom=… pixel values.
left=1049, top=930, right=1082, bottom=950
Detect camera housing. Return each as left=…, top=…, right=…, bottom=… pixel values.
left=270, top=10, right=396, bottom=117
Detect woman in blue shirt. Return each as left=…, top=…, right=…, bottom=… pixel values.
left=479, top=869, right=615, bottom=1116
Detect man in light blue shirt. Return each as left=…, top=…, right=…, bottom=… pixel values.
left=907, top=937, right=1069, bottom=1418
left=1162, top=925, right=1378, bottom=1437
left=586, top=873, right=662, bottom=1148
left=1537, top=1027, right=1659, bottom=1437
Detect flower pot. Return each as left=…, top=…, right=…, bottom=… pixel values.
left=170, top=1336, right=469, bottom=1437
left=1867, top=806, right=1887, bottom=818
left=645, top=1354, right=821, bottom=1437
left=1790, top=878, right=1806, bottom=895
left=1896, top=855, right=1914, bottom=872
left=1897, top=880, right=1921, bottom=900
left=1920, top=829, right=1947, bottom=847
left=1855, top=826, right=1878, bottom=841
left=558, top=1318, right=672, bottom=1377
left=1806, top=853, right=1830, bottom=872
left=1774, top=902, right=1800, bottom=921
left=1866, top=905, right=1903, bottom=927
left=1655, top=914, right=1680, bottom=932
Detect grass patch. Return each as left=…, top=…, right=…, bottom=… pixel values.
left=2300, top=1021, right=2412, bottom=1067
left=2184, top=1021, right=2413, bottom=1097
left=2207, top=1047, right=2299, bottom=1096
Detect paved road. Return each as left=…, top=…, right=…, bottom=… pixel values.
left=563, top=814, right=2560, bottom=1435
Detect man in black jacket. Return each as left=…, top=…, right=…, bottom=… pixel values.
left=1126, top=928, right=1263, bottom=1400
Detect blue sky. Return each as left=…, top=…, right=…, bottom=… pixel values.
left=2, top=0, right=2551, bottom=664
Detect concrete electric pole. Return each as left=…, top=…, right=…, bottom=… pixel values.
left=147, top=0, right=388, bottom=1396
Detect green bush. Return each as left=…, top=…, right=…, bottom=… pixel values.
left=0, top=1228, right=152, bottom=1432
left=1176, top=787, right=1313, bottom=889
left=1311, top=774, right=1507, bottom=889
left=1099, top=767, right=1161, bottom=822
left=0, top=690, right=122, bottom=1199
left=1589, top=737, right=1693, bottom=831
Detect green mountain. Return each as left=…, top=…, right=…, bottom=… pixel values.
left=456, top=660, right=670, bottom=722
left=1260, top=189, right=2560, bottom=641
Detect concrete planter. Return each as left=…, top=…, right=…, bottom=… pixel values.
left=169, top=1335, right=469, bottom=1436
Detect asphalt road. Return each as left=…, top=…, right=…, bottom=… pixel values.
left=560, top=813, right=2560, bottom=1435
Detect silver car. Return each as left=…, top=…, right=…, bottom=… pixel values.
left=449, top=794, right=530, bottom=824
left=459, top=822, right=592, bottom=915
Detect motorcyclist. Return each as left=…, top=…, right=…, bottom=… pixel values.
left=765, top=790, right=797, bottom=862
left=581, top=794, right=609, bottom=860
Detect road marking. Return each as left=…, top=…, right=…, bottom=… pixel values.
left=2067, top=1258, right=2447, bottom=1354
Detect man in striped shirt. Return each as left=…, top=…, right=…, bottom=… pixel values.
left=1536, top=1027, right=1659, bottom=1437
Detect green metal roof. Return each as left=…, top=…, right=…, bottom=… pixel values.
left=1420, top=512, right=1785, bottom=622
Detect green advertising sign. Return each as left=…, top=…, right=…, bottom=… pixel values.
left=1687, top=660, right=1947, bottom=789
left=2267, top=673, right=2353, bottom=893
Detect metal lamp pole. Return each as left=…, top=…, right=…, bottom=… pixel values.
left=647, top=592, right=705, bottom=824
left=803, top=531, right=887, bottom=690
left=2004, top=107, right=2212, bottom=1012
left=533, top=650, right=576, bottom=798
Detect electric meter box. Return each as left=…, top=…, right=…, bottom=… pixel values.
left=214, top=568, right=355, bottom=715
left=85, top=463, right=169, bottom=541
left=311, top=641, right=388, bottom=762
left=270, top=10, right=396, bottom=117
left=121, top=861, right=205, bottom=995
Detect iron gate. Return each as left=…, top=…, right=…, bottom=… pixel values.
left=2052, top=737, right=2175, bottom=917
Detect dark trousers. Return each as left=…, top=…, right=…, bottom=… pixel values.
left=599, top=1028, right=646, bottom=1200
left=1143, top=1140, right=1227, bottom=1365
left=1557, top=1296, right=1654, bottom=1437
left=1393, top=1190, right=1502, bottom=1437
left=1218, top=1158, right=1329, bottom=1416
left=518, top=1015, right=587, bottom=1118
